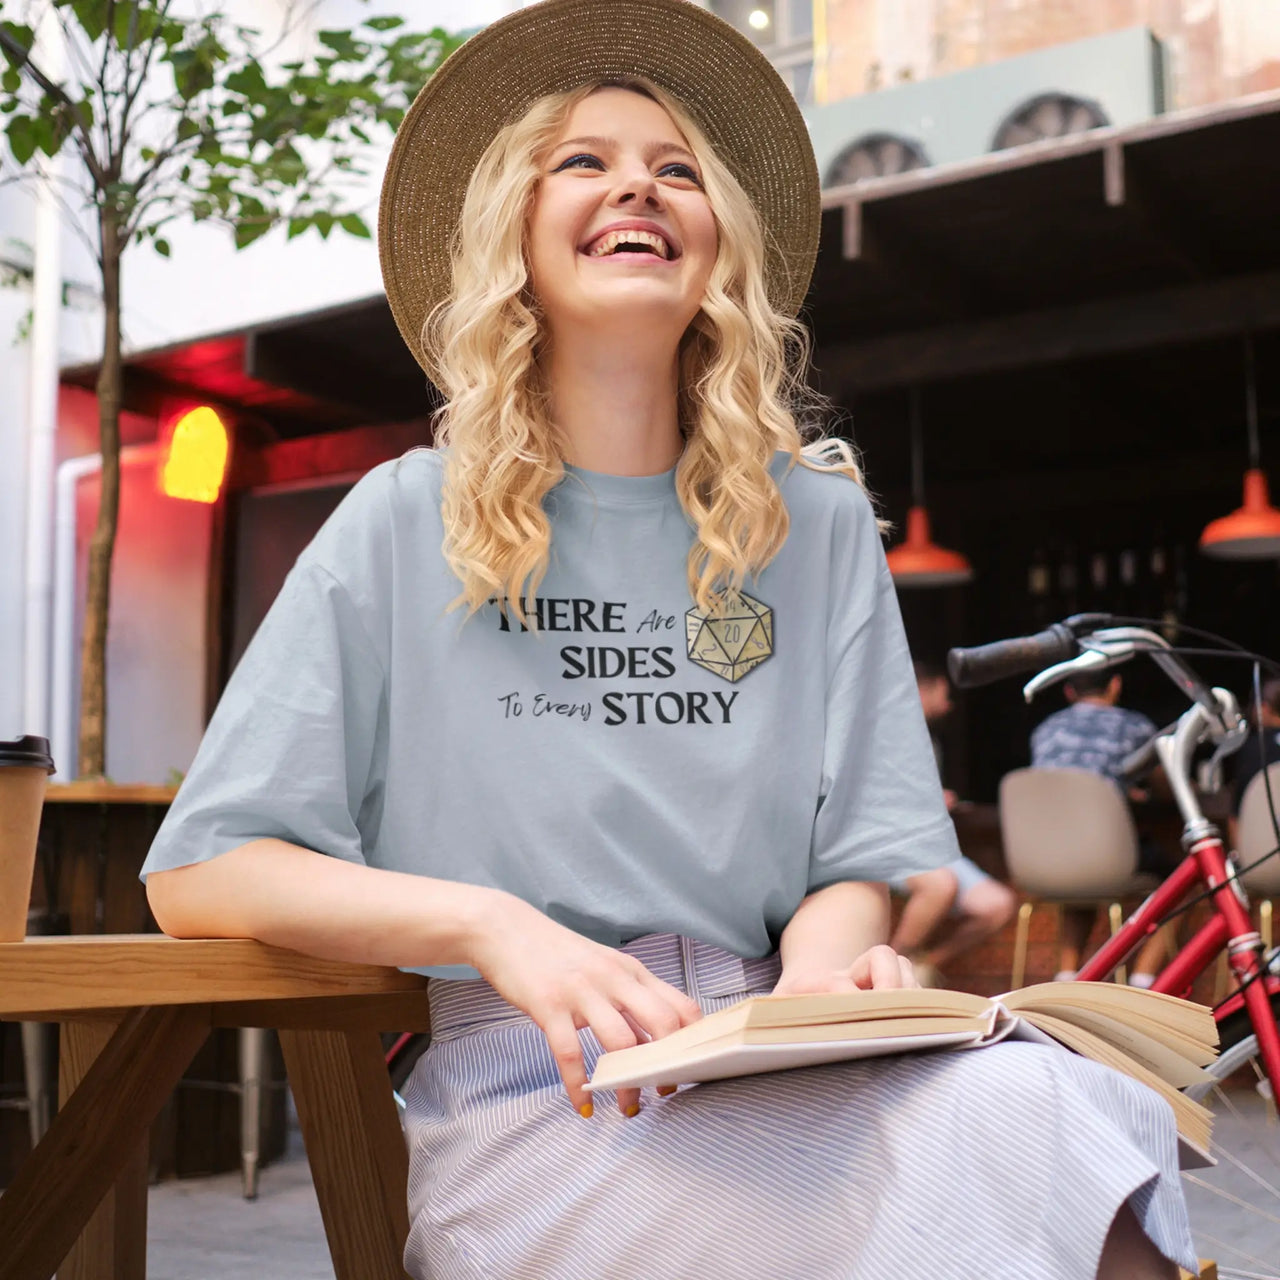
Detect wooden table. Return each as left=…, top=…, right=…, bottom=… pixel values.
left=0, top=936, right=431, bottom=1280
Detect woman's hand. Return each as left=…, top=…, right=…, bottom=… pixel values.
left=772, top=944, right=918, bottom=997
left=466, top=892, right=703, bottom=1119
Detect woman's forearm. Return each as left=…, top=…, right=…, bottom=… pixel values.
left=779, top=880, right=891, bottom=976
left=145, top=839, right=510, bottom=971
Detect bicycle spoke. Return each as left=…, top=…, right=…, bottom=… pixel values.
left=1206, top=1139, right=1280, bottom=1203
left=1192, top=1229, right=1280, bottom=1277
left=1183, top=1174, right=1280, bottom=1226
left=1212, top=1083, right=1251, bottom=1127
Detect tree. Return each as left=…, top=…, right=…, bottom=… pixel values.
left=0, top=1, right=462, bottom=778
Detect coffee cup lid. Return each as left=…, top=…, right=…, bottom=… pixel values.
left=0, top=735, right=56, bottom=773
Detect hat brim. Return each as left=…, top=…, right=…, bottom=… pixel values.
left=378, top=0, right=820, bottom=375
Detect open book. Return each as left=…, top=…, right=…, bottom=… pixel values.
left=585, top=982, right=1219, bottom=1167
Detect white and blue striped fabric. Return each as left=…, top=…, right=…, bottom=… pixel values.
left=403, top=933, right=1197, bottom=1279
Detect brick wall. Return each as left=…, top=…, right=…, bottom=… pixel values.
left=819, top=0, right=1280, bottom=109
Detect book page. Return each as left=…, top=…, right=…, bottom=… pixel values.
left=1001, top=982, right=1215, bottom=1047
left=587, top=1030, right=988, bottom=1093
left=1018, top=1011, right=1212, bottom=1157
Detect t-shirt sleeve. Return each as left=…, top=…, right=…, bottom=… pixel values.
left=807, top=491, right=961, bottom=892
left=140, top=556, right=386, bottom=880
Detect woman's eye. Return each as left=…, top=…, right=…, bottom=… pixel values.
left=660, top=163, right=702, bottom=185
left=554, top=153, right=603, bottom=172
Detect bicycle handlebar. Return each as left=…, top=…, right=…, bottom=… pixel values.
left=946, top=624, right=1078, bottom=689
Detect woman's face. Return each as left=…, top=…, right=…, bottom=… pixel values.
left=527, top=87, right=718, bottom=339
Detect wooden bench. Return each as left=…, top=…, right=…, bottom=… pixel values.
left=0, top=935, right=430, bottom=1280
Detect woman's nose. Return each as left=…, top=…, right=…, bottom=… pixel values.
left=609, top=167, right=663, bottom=208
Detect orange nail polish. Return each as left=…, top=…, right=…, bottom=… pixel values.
left=657, top=1085, right=677, bottom=1097
left=578, top=1102, right=594, bottom=1118
left=624, top=1102, right=641, bottom=1118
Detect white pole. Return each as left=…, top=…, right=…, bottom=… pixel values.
left=21, top=11, right=67, bottom=742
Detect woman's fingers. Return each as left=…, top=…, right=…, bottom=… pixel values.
left=852, top=944, right=908, bottom=989
left=898, top=954, right=919, bottom=988
left=542, top=1012, right=594, bottom=1116
left=631, top=964, right=704, bottom=1026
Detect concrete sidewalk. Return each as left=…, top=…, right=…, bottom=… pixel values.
left=146, top=1090, right=1280, bottom=1280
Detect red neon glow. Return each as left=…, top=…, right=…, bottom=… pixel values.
left=160, top=406, right=229, bottom=503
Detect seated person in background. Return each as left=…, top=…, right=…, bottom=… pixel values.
left=891, top=661, right=1018, bottom=987
left=1228, top=676, right=1280, bottom=851
left=1030, top=669, right=1176, bottom=985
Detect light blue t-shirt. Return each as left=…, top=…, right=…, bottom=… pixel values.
left=141, top=448, right=960, bottom=976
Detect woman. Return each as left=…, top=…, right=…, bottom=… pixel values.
left=142, top=2, right=1194, bottom=1276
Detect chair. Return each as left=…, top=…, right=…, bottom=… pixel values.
left=999, top=768, right=1158, bottom=988
left=1236, top=761, right=1280, bottom=951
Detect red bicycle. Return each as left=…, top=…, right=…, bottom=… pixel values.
left=948, top=616, right=1280, bottom=1105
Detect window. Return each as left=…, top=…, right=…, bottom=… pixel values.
left=710, top=1, right=815, bottom=104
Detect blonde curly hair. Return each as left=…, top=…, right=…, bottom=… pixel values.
left=420, top=76, right=869, bottom=626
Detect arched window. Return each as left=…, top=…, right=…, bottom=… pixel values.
left=824, top=133, right=931, bottom=187
left=991, top=93, right=1109, bottom=151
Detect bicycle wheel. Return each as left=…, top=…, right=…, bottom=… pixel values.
left=1181, top=992, right=1280, bottom=1278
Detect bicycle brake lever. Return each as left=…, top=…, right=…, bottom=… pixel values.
left=1021, top=648, right=1113, bottom=703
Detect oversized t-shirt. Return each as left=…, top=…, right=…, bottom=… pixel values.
left=141, top=448, right=960, bottom=976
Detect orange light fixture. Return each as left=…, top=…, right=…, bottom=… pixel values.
left=1200, top=338, right=1280, bottom=559
left=159, top=406, right=229, bottom=504
left=885, top=388, right=973, bottom=588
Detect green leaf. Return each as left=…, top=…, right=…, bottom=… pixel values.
left=318, top=29, right=363, bottom=60
left=176, top=114, right=199, bottom=142
left=153, top=237, right=170, bottom=257
left=69, top=1, right=109, bottom=43
left=0, top=22, right=34, bottom=67
left=233, top=219, right=271, bottom=249
left=338, top=212, right=370, bottom=238
left=6, top=114, right=36, bottom=164
left=313, top=209, right=334, bottom=239
left=112, top=2, right=136, bottom=49
left=364, top=15, right=404, bottom=31
left=224, top=62, right=266, bottom=98
left=286, top=216, right=309, bottom=240
left=1, top=68, right=19, bottom=93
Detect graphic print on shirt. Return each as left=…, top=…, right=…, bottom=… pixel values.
left=488, top=592, right=773, bottom=726
left=685, top=592, right=773, bottom=682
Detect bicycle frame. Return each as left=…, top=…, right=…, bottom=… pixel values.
left=1076, top=825, right=1280, bottom=1091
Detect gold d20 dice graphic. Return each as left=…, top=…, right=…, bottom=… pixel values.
left=685, top=592, right=774, bottom=682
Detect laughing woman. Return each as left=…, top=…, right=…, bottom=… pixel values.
left=141, top=2, right=1195, bottom=1276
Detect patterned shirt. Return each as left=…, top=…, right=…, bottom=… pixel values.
left=1030, top=701, right=1158, bottom=786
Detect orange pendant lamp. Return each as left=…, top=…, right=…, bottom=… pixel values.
left=1200, top=336, right=1280, bottom=560
left=885, top=388, right=973, bottom=587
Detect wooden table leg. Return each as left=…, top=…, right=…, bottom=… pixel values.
left=56, top=1019, right=151, bottom=1280
left=280, top=1028, right=411, bottom=1280
left=0, top=1005, right=209, bottom=1280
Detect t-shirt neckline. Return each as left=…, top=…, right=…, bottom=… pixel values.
left=556, top=460, right=679, bottom=506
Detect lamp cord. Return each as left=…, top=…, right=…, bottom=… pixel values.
left=909, top=386, right=925, bottom=507
left=1244, top=334, right=1261, bottom=470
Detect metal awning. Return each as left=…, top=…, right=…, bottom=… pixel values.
left=61, top=88, right=1280, bottom=449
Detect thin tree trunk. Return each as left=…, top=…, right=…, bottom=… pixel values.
left=78, top=208, right=122, bottom=779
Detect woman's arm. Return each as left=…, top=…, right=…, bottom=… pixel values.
left=146, top=842, right=703, bottom=1119
left=776, top=880, right=915, bottom=994
left=146, top=839, right=503, bottom=969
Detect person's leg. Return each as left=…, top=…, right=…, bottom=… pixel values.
left=925, top=877, right=1018, bottom=970
left=1058, top=906, right=1097, bottom=977
left=889, top=867, right=958, bottom=958
left=1095, top=1203, right=1178, bottom=1280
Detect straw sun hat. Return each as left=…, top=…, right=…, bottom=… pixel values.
left=378, top=0, right=821, bottom=374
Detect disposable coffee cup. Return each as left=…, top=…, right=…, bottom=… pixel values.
left=0, top=735, right=56, bottom=943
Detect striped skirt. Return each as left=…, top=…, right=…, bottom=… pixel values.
left=402, top=933, right=1197, bottom=1279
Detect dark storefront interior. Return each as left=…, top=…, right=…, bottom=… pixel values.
left=65, top=92, right=1280, bottom=804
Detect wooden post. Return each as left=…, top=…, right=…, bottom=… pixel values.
left=280, top=1027, right=411, bottom=1280
left=0, top=1005, right=208, bottom=1280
